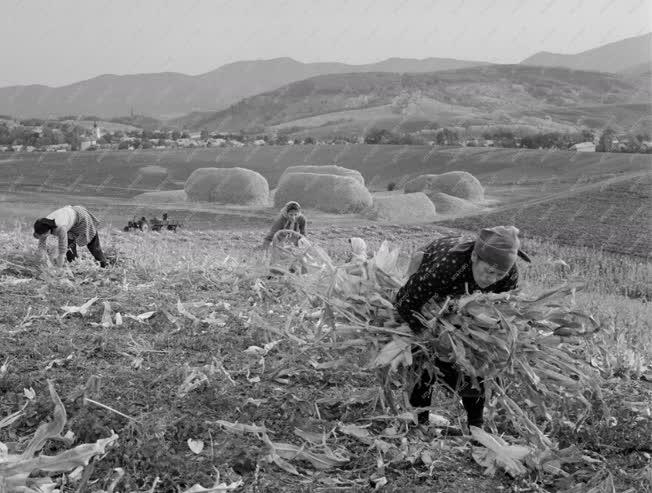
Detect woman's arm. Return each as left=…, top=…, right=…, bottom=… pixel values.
left=54, top=228, right=68, bottom=267
left=262, top=216, right=285, bottom=248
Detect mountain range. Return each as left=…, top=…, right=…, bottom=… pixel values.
left=0, top=57, right=487, bottom=120
left=172, top=64, right=650, bottom=136
left=521, top=33, right=651, bottom=74
left=0, top=32, right=649, bottom=132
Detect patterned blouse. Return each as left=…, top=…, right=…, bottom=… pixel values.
left=395, top=235, right=519, bottom=333
left=38, top=205, right=100, bottom=257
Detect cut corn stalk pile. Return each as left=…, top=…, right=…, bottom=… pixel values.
left=282, top=239, right=607, bottom=479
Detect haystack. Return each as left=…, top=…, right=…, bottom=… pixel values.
left=369, top=192, right=436, bottom=223
left=184, top=167, right=269, bottom=205
left=404, top=171, right=484, bottom=202
left=281, top=165, right=364, bottom=185
left=274, top=172, right=372, bottom=213
left=428, top=192, right=482, bottom=215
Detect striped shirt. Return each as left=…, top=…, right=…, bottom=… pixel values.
left=38, top=205, right=100, bottom=257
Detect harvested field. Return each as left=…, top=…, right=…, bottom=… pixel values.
left=0, top=223, right=650, bottom=492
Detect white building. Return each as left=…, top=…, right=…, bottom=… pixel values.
left=570, top=142, right=596, bottom=152
left=80, top=139, right=97, bottom=151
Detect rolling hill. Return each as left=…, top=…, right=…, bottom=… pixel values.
left=0, top=57, right=488, bottom=120
left=172, top=65, right=651, bottom=135
left=0, top=145, right=649, bottom=199
left=520, top=32, right=651, bottom=73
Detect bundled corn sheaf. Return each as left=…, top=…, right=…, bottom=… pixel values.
left=280, top=237, right=603, bottom=450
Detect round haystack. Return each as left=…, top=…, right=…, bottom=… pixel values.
left=428, top=192, right=482, bottom=215
left=369, top=192, right=436, bottom=223
left=140, top=165, right=168, bottom=176
left=404, top=171, right=484, bottom=202
left=184, top=167, right=269, bottom=205
left=281, top=165, right=364, bottom=185
left=134, top=190, right=187, bottom=204
left=274, top=173, right=372, bottom=213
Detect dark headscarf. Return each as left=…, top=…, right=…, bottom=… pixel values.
left=33, top=218, right=56, bottom=235
left=451, top=225, right=531, bottom=270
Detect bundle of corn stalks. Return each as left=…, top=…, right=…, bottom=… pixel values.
left=285, top=240, right=603, bottom=463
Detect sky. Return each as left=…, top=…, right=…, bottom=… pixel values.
left=1, top=0, right=650, bottom=87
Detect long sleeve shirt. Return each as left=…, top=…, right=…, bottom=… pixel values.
left=395, top=235, right=518, bottom=334
left=38, top=206, right=78, bottom=263
left=263, top=214, right=306, bottom=246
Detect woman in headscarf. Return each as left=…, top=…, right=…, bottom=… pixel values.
left=395, top=226, right=531, bottom=431
left=33, top=205, right=108, bottom=268
left=261, top=201, right=306, bottom=250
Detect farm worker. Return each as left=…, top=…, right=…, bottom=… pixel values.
left=261, top=201, right=306, bottom=250
left=348, top=237, right=368, bottom=263
left=33, top=205, right=108, bottom=268
left=394, top=226, right=531, bottom=430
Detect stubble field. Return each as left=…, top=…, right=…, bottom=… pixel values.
left=0, top=222, right=650, bottom=492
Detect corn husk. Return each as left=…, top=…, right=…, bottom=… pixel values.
left=288, top=240, right=603, bottom=451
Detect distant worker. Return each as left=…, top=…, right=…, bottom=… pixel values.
left=33, top=205, right=108, bottom=268
left=395, top=226, right=531, bottom=431
left=261, top=201, right=306, bottom=250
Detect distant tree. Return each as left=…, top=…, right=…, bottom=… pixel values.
left=304, top=136, right=315, bottom=144
left=36, top=127, right=56, bottom=147
left=113, top=130, right=124, bottom=139
left=181, top=131, right=190, bottom=139
left=0, top=124, right=10, bottom=145
left=274, top=134, right=289, bottom=145
left=140, top=140, right=153, bottom=149
left=200, top=129, right=210, bottom=140
left=99, top=133, right=113, bottom=145
left=118, top=141, right=130, bottom=150
left=387, top=182, right=397, bottom=191
left=597, top=128, right=616, bottom=152
left=581, top=129, right=595, bottom=142
left=364, top=128, right=395, bottom=144
left=171, top=130, right=181, bottom=140
left=19, top=118, right=45, bottom=126
left=435, top=128, right=459, bottom=146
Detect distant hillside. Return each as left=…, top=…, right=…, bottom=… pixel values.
left=173, top=65, right=650, bottom=135
left=439, top=173, right=651, bottom=258
left=109, top=115, right=165, bottom=132
left=521, top=33, right=651, bottom=73
left=1, top=145, right=649, bottom=199
left=0, top=57, right=488, bottom=119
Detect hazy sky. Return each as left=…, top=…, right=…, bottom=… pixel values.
left=1, top=0, right=650, bottom=87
